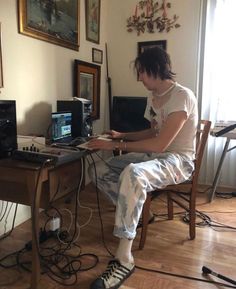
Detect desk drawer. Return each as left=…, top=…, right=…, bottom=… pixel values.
left=49, top=161, right=82, bottom=202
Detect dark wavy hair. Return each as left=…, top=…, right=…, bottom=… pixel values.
left=134, top=46, right=176, bottom=80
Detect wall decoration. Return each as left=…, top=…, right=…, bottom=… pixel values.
left=138, top=40, right=167, bottom=55
left=92, top=48, right=103, bottom=64
left=74, top=60, right=101, bottom=120
left=18, top=0, right=80, bottom=51
left=0, top=23, right=3, bottom=88
left=85, top=0, right=101, bottom=44
left=127, top=0, right=180, bottom=35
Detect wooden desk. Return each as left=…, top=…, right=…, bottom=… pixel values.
left=0, top=157, right=83, bottom=289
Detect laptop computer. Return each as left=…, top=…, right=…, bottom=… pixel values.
left=51, top=111, right=90, bottom=147
left=51, top=111, right=74, bottom=145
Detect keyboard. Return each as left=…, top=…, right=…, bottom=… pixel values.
left=69, top=137, right=91, bottom=146
left=12, top=150, right=57, bottom=164
left=76, top=135, right=112, bottom=150
left=211, top=121, right=236, bottom=138
left=12, top=147, right=86, bottom=165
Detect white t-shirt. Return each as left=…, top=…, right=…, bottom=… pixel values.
left=144, top=82, right=198, bottom=159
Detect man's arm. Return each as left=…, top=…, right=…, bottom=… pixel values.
left=88, top=111, right=187, bottom=153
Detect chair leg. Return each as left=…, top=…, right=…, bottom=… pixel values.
left=139, top=194, right=152, bottom=250
left=167, top=192, right=174, bottom=220
left=189, top=195, right=196, bottom=240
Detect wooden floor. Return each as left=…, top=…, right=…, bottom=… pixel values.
left=1, top=184, right=236, bottom=289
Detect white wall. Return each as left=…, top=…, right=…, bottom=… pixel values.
left=107, top=0, right=201, bottom=97
left=0, top=0, right=108, bottom=135
left=0, top=0, right=108, bottom=230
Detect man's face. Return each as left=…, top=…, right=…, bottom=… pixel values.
left=138, top=71, right=157, bottom=91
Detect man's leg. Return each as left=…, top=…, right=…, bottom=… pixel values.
left=88, top=152, right=152, bottom=204
left=90, top=153, right=194, bottom=289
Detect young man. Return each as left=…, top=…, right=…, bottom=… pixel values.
left=87, top=47, right=198, bottom=289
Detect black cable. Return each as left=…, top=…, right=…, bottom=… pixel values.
left=0, top=155, right=99, bottom=287
left=37, top=158, right=99, bottom=285
left=0, top=201, right=8, bottom=222
left=40, top=158, right=99, bottom=285
left=16, top=242, right=99, bottom=286
left=216, top=191, right=236, bottom=199
left=135, top=264, right=236, bottom=288
left=54, top=158, right=84, bottom=248
left=48, top=177, right=61, bottom=203
left=0, top=248, right=25, bottom=269
left=182, top=210, right=236, bottom=231
left=0, top=203, right=18, bottom=241
left=88, top=153, right=114, bottom=258
left=153, top=194, right=236, bottom=232
left=0, top=157, right=99, bottom=286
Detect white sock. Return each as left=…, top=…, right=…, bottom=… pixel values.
left=115, top=238, right=134, bottom=264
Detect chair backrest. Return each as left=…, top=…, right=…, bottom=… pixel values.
left=193, top=120, right=211, bottom=184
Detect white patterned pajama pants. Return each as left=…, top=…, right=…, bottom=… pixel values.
left=88, top=152, right=194, bottom=240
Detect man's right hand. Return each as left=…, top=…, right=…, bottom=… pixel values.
left=104, top=130, right=124, bottom=139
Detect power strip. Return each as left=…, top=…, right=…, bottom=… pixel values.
left=25, top=229, right=53, bottom=251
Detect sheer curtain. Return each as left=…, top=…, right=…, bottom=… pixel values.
left=200, top=0, right=236, bottom=188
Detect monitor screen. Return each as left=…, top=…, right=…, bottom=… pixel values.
left=111, top=96, right=150, bottom=132
left=51, top=111, right=72, bottom=141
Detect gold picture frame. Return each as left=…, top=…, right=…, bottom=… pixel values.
left=74, top=60, right=101, bottom=120
left=0, top=23, right=3, bottom=88
left=85, top=0, right=101, bottom=44
left=18, top=0, right=80, bottom=51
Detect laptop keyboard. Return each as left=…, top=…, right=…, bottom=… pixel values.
left=69, top=137, right=90, bottom=146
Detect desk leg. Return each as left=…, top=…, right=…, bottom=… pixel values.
left=209, top=138, right=230, bottom=202
left=27, top=172, right=43, bottom=289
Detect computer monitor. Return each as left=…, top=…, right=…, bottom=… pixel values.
left=111, top=96, right=150, bottom=132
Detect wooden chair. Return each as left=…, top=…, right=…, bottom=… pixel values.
left=139, top=120, right=212, bottom=250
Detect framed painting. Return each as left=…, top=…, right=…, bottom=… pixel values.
left=0, top=23, right=3, bottom=88
left=137, top=40, right=167, bottom=56
left=74, top=60, right=101, bottom=120
left=92, top=48, right=103, bottom=64
left=18, top=0, right=80, bottom=51
left=85, top=0, right=101, bottom=44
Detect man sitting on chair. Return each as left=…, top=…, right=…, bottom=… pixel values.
left=87, top=46, right=198, bottom=289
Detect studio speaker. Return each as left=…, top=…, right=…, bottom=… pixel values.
left=57, top=99, right=93, bottom=137
left=0, top=100, right=17, bottom=157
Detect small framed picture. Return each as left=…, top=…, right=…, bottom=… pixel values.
left=92, top=48, right=103, bottom=64
left=137, top=40, right=167, bottom=56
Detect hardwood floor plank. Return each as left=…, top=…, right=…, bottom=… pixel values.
left=0, top=184, right=236, bottom=288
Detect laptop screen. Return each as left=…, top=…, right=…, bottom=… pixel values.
left=51, top=111, right=72, bottom=142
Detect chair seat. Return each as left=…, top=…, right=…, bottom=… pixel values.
left=155, top=182, right=192, bottom=194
